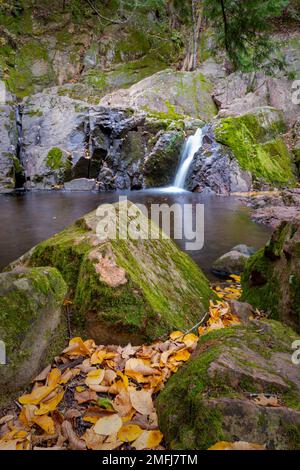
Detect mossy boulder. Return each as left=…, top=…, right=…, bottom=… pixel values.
left=100, top=69, right=218, bottom=121
left=214, top=107, right=297, bottom=188
left=242, top=221, right=300, bottom=332
left=144, top=131, right=185, bottom=187
left=11, top=201, right=212, bottom=345
left=211, top=250, right=249, bottom=277
left=0, top=267, right=67, bottom=396
left=157, top=320, right=300, bottom=450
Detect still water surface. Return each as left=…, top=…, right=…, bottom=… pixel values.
left=0, top=190, right=271, bottom=278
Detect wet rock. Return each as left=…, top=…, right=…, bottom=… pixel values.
left=0, top=267, right=67, bottom=395
left=186, top=128, right=252, bottom=194
left=8, top=200, right=212, bottom=345
left=228, top=300, right=255, bottom=324
left=242, top=221, right=300, bottom=332
left=232, top=244, right=257, bottom=256
left=212, top=250, right=249, bottom=277
left=144, top=131, right=185, bottom=187
left=0, top=89, right=17, bottom=192
left=157, top=320, right=300, bottom=450
left=64, top=178, right=96, bottom=191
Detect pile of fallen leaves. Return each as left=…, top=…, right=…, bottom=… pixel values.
left=0, top=276, right=250, bottom=451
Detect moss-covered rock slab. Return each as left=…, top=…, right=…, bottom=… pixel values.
left=0, top=267, right=67, bottom=396
left=100, top=69, right=218, bottom=121
left=214, top=107, right=296, bottom=187
left=242, top=221, right=300, bottom=332
left=12, top=201, right=212, bottom=345
left=157, top=320, right=300, bottom=450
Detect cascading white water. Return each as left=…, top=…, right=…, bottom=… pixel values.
left=173, top=128, right=203, bottom=189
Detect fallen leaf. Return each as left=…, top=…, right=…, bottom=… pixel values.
left=63, top=337, right=90, bottom=357
left=208, top=440, right=266, bottom=450
left=132, top=430, right=163, bottom=450
left=129, top=388, right=154, bottom=415
left=85, top=369, right=105, bottom=387
left=61, top=421, right=86, bottom=450
left=19, top=386, right=55, bottom=405
left=117, top=424, right=143, bottom=442
left=35, top=390, right=64, bottom=415
left=47, top=368, right=62, bottom=388
left=94, top=414, right=123, bottom=436
left=32, top=415, right=55, bottom=435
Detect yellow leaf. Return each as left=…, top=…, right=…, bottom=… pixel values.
left=63, top=337, right=90, bottom=356
left=117, top=424, right=143, bottom=442
left=32, top=415, right=55, bottom=435
left=47, top=368, right=61, bottom=388
left=76, top=386, right=85, bottom=393
left=85, top=369, right=105, bottom=387
left=132, top=430, right=163, bottom=450
left=170, top=331, right=184, bottom=341
left=91, top=350, right=106, bottom=365
left=19, top=386, right=54, bottom=405
left=208, top=440, right=266, bottom=450
left=35, top=390, right=64, bottom=415
left=182, top=333, right=199, bottom=348
left=230, top=274, right=241, bottom=282
left=171, top=349, right=190, bottom=362
left=94, top=414, right=123, bottom=436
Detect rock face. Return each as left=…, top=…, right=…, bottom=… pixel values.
left=186, top=126, right=252, bottom=194
left=9, top=201, right=212, bottom=344
left=214, top=107, right=296, bottom=188
left=242, top=221, right=300, bottom=332
left=157, top=320, right=300, bottom=450
left=0, top=92, right=17, bottom=191
left=100, top=69, right=218, bottom=121
left=18, top=90, right=186, bottom=190
left=144, top=131, right=185, bottom=187
left=0, top=267, right=67, bottom=395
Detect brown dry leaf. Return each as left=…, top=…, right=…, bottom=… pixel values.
left=19, top=386, right=55, bottom=405
left=0, top=439, right=19, bottom=450
left=104, top=369, right=117, bottom=385
left=208, top=440, right=266, bottom=450
left=35, top=390, right=64, bottom=415
left=74, top=389, right=98, bottom=404
left=94, top=414, right=123, bottom=436
left=132, top=430, right=163, bottom=450
left=85, top=369, right=105, bottom=387
left=83, top=429, right=105, bottom=450
left=113, top=390, right=132, bottom=417
left=32, top=415, right=55, bottom=435
left=122, top=343, right=138, bottom=359
left=125, top=358, right=158, bottom=376
left=61, top=421, right=86, bottom=450
left=253, top=394, right=280, bottom=407
left=129, top=388, right=154, bottom=415
left=32, top=365, right=51, bottom=383
left=117, top=424, right=143, bottom=442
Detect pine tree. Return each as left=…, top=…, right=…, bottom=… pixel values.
left=204, top=0, right=290, bottom=71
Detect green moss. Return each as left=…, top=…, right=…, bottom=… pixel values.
left=214, top=110, right=296, bottom=187
left=45, top=147, right=71, bottom=174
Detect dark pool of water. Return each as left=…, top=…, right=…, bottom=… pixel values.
left=0, top=190, right=271, bottom=278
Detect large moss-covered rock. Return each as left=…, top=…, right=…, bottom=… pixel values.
left=242, top=221, right=300, bottom=332
left=100, top=69, right=218, bottom=121
left=157, top=320, right=300, bottom=450
left=11, top=201, right=212, bottom=344
left=0, top=267, right=67, bottom=396
left=214, top=107, right=296, bottom=187
left=144, top=131, right=185, bottom=187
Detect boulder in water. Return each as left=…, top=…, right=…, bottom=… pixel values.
left=9, top=200, right=212, bottom=344
left=211, top=250, right=250, bottom=277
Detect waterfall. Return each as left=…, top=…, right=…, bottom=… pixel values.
left=174, top=128, right=204, bottom=189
